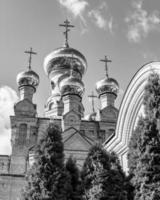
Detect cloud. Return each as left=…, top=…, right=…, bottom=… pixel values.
left=58, top=0, right=88, bottom=25
left=125, top=0, right=160, bottom=42
left=88, top=2, right=114, bottom=33
left=0, top=86, right=18, bottom=154
left=57, top=1, right=115, bottom=34
left=0, top=131, right=12, bottom=155
left=88, top=10, right=107, bottom=29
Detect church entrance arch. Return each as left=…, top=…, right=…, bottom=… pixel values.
left=104, top=62, right=160, bottom=169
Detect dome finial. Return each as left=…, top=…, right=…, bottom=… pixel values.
left=88, top=91, right=97, bottom=113
left=59, top=19, right=75, bottom=48
left=24, top=47, right=37, bottom=70
left=100, top=55, right=112, bottom=78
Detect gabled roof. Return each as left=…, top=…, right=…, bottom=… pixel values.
left=63, top=127, right=94, bottom=151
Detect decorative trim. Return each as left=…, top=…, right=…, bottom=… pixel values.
left=104, top=62, right=160, bottom=159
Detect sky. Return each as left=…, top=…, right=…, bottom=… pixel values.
left=0, top=0, right=160, bottom=154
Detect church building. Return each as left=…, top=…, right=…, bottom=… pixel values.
left=0, top=20, right=119, bottom=200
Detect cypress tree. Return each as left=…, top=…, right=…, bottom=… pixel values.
left=128, top=116, right=145, bottom=176
left=21, top=124, right=71, bottom=200
left=65, top=156, right=82, bottom=200
left=128, top=73, right=160, bottom=199
left=81, top=144, right=128, bottom=200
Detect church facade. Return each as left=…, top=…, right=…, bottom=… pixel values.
left=0, top=21, right=120, bottom=200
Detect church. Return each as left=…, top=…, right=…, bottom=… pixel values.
left=0, top=19, right=159, bottom=200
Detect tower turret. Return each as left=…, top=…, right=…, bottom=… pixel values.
left=96, top=56, right=119, bottom=109
left=85, top=91, right=97, bottom=121
left=44, top=20, right=87, bottom=118
left=16, top=48, right=39, bottom=102
left=10, top=48, right=39, bottom=175
left=14, top=48, right=39, bottom=117
left=59, top=62, right=85, bottom=117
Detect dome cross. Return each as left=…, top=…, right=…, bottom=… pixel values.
left=88, top=91, right=97, bottom=113
left=100, top=56, right=112, bottom=78
left=59, top=19, right=75, bottom=47
left=24, top=47, right=37, bottom=70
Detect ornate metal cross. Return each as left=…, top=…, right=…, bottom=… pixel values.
left=24, top=47, right=37, bottom=70
left=88, top=91, right=97, bottom=113
left=59, top=19, right=75, bottom=47
left=100, top=56, right=112, bottom=77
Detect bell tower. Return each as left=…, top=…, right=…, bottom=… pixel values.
left=96, top=56, right=119, bottom=109
left=59, top=59, right=85, bottom=116
left=15, top=48, right=39, bottom=117
left=43, top=20, right=87, bottom=119
left=10, top=48, right=39, bottom=174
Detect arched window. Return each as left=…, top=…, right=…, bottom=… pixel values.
left=19, top=123, right=27, bottom=145
left=49, top=102, right=54, bottom=110
left=30, top=126, right=37, bottom=144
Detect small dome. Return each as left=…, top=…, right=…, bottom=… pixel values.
left=96, top=77, right=119, bottom=97
left=59, top=75, right=84, bottom=97
left=16, top=69, right=39, bottom=88
left=85, top=112, right=97, bottom=121
left=44, top=46, right=87, bottom=78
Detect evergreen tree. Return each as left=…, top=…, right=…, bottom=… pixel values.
left=127, top=117, right=145, bottom=200
left=128, top=73, right=160, bottom=199
left=81, top=144, right=128, bottom=200
left=128, top=116, right=145, bottom=176
left=65, top=156, right=82, bottom=200
left=21, top=124, right=72, bottom=200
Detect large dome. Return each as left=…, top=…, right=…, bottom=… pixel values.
left=16, top=69, right=39, bottom=89
left=44, top=46, right=87, bottom=78
left=96, top=77, right=119, bottom=97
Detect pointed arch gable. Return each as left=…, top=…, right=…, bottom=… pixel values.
left=104, top=62, right=160, bottom=165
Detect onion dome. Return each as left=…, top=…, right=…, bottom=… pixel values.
left=96, top=56, right=119, bottom=97
left=85, top=112, right=97, bottom=121
left=44, top=19, right=87, bottom=79
left=16, top=69, right=39, bottom=89
left=44, top=46, right=87, bottom=78
left=96, top=77, right=119, bottom=97
left=59, top=71, right=84, bottom=97
left=16, top=48, right=39, bottom=89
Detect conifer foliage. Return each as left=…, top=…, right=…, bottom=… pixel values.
left=21, top=124, right=71, bottom=200
left=65, top=156, right=82, bottom=200
left=128, top=73, right=160, bottom=199
left=128, top=116, right=145, bottom=176
left=81, top=144, right=128, bottom=200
